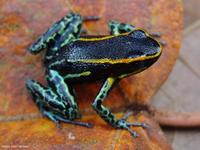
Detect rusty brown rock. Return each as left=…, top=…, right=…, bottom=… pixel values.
left=0, top=112, right=172, bottom=150
left=0, top=0, right=182, bottom=149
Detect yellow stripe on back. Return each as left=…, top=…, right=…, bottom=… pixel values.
left=69, top=51, right=161, bottom=64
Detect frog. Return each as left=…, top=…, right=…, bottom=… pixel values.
left=26, top=12, right=162, bottom=137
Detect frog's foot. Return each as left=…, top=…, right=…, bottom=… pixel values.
left=115, top=112, right=148, bottom=137
left=91, top=77, right=148, bottom=138
left=42, top=109, right=93, bottom=128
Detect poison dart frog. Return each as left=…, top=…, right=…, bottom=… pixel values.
left=26, top=12, right=162, bottom=137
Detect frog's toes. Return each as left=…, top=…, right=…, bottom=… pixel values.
left=42, top=109, right=62, bottom=129
left=43, top=109, right=93, bottom=128
left=116, top=119, right=148, bottom=138
left=149, top=32, right=167, bottom=46
left=57, top=115, right=93, bottom=128
left=159, top=40, right=167, bottom=46
left=114, top=111, right=148, bottom=138
left=150, top=32, right=162, bottom=38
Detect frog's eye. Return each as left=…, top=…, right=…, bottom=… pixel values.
left=129, top=30, right=147, bottom=39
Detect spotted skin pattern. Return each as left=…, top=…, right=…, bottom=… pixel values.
left=26, top=71, right=92, bottom=128
left=28, top=12, right=83, bottom=62
left=26, top=12, right=162, bottom=137
left=92, top=77, right=117, bottom=125
left=108, top=20, right=135, bottom=35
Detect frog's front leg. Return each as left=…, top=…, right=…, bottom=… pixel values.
left=108, top=20, right=135, bottom=35
left=26, top=70, right=92, bottom=128
left=109, top=20, right=160, bottom=36
left=92, top=77, right=147, bottom=137
left=108, top=21, right=166, bottom=46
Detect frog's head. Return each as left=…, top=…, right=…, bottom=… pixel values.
left=126, top=29, right=162, bottom=69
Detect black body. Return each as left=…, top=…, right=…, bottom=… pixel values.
left=47, top=30, right=161, bottom=82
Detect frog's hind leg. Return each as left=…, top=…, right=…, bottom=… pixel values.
left=108, top=20, right=135, bottom=35
left=91, top=77, right=147, bottom=137
left=25, top=70, right=92, bottom=128
left=50, top=14, right=100, bottom=50
left=28, top=12, right=83, bottom=54
left=42, top=108, right=92, bottom=128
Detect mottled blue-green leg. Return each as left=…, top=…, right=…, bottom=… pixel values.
left=28, top=12, right=100, bottom=61
left=48, top=14, right=100, bottom=52
left=25, top=70, right=92, bottom=128
left=26, top=80, right=66, bottom=127
left=109, top=20, right=160, bottom=36
left=92, top=77, right=147, bottom=137
left=108, top=21, right=166, bottom=46
left=28, top=12, right=83, bottom=55
left=45, top=70, right=79, bottom=120
left=108, top=20, right=135, bottom=35
left=46, top=70, right=92, bottom=127
left=42, top=109, right=92, bottom=128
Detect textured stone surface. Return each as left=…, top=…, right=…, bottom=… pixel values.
left=0, top=113, right=172, bottom=150
left=0, top=0, right=183, bottom=149
left=0, top=0, right=183, bottom=116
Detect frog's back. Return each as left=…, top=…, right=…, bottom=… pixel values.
left=67, top=35, right=137, bottom=61
left=47, top=30, right=161, bottom=83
